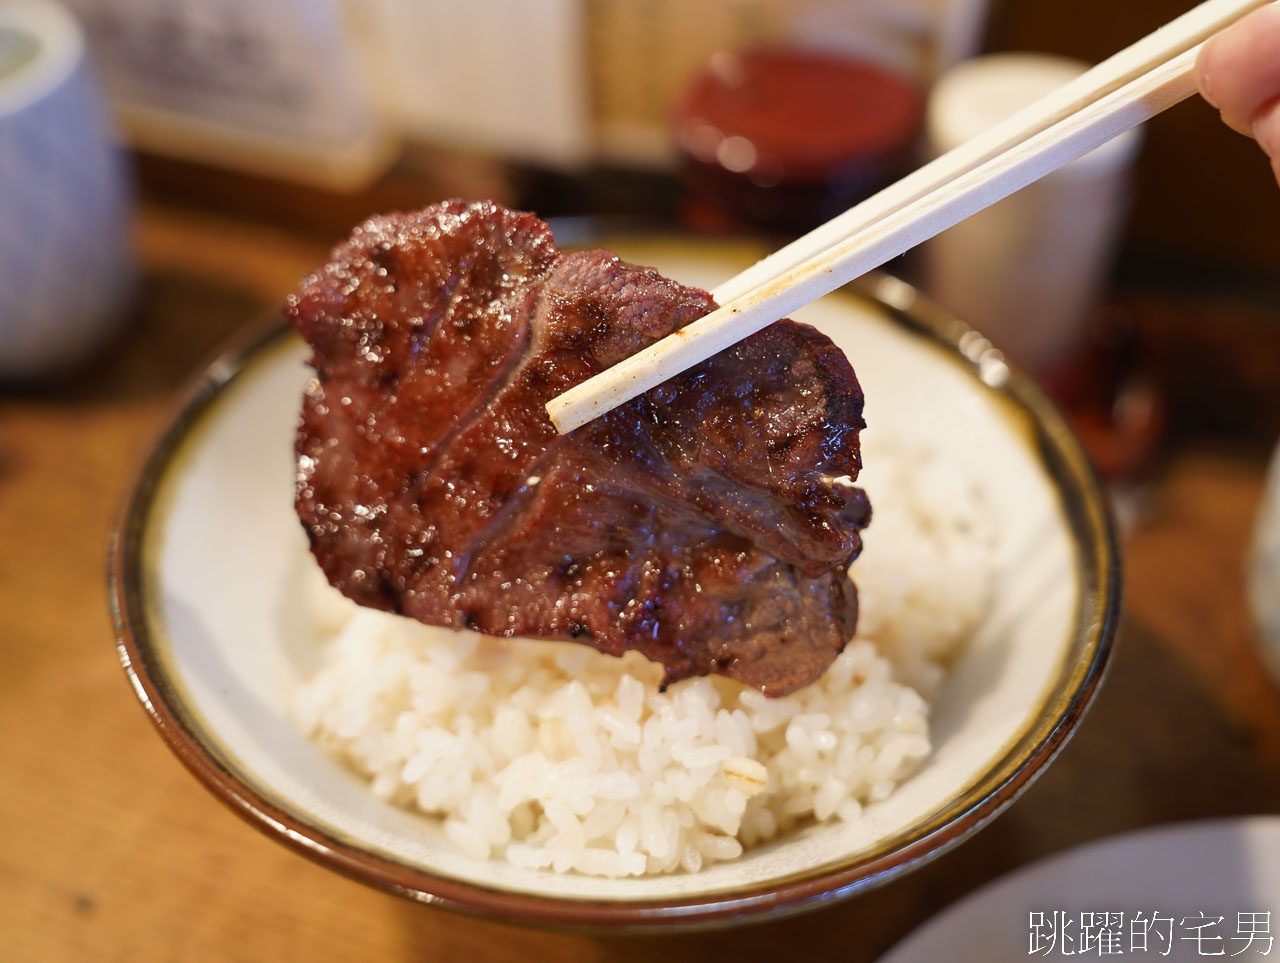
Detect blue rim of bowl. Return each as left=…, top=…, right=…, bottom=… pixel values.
left=108, top=271, right=1120, bottom=932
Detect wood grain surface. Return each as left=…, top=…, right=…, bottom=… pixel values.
left=3, top=196, right=1279, bottom=963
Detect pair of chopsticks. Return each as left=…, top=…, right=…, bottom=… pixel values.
left=546, top=0, right=1269, bottom=435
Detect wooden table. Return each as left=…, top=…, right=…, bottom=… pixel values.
left=4, top=195, right=1280, bottom=962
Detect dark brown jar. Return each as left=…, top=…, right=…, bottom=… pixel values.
left=673, top=47, right=923, bottom=235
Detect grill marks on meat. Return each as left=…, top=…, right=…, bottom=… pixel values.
left=289, top=200, right=870, bottom=696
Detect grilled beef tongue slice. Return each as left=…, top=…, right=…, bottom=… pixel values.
left=289, top=200, right=871, bottom=696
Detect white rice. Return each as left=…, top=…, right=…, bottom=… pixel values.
left=292, top=438, right=995, bottom=877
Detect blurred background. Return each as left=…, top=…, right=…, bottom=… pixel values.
left=3, top=0, right=1280, bottom=960
left=52, top=0, right=1280, bottom=261
left=7, top=0, right=1280, bottom=461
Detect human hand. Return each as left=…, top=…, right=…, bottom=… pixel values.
left=1197, top=2, right=1280, bottom=184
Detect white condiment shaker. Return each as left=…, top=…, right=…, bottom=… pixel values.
left=920, top=53, right=1142, bottom=374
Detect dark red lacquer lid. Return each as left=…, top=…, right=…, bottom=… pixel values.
left=674, top=48, right=923, bottom=233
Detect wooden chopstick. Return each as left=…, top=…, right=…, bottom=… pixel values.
left=546, top=0, right=1266, bottom=436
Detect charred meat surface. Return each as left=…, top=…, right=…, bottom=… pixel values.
left=289, top=200, right=870, bottom=696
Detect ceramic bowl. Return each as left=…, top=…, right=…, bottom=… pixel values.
left=110, top=246, right=1118, bottom=929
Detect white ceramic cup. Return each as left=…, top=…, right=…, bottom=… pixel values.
left=0, top=0, right=134, bottom=380
left=920, top=54, right=1142, bottom=374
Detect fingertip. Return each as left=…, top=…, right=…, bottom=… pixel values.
left=1197, top=33, right=1255, bottom=135
left=1255, top=96, right=1280, bottom=157
left=1198, top=2, right=1280, bottom=137
left=1196, top=43, right=1221, bottom=109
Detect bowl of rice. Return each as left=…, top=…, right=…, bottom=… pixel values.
left=110, top=244, right=1118, bottom=930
